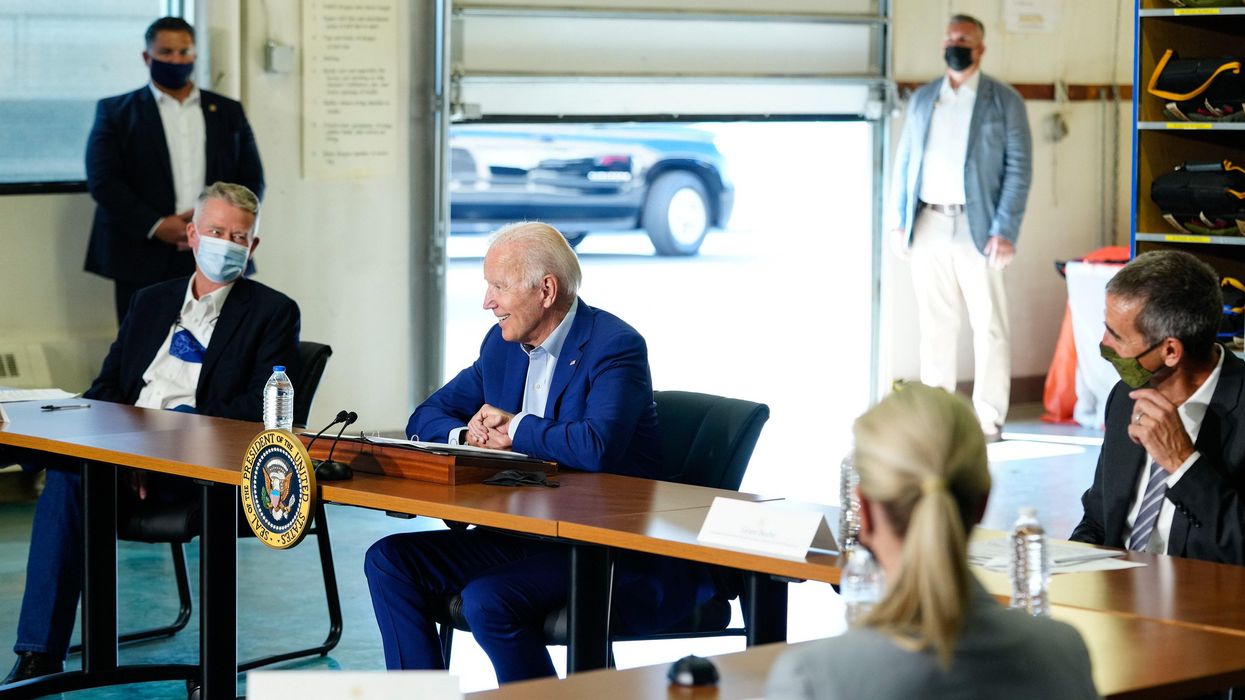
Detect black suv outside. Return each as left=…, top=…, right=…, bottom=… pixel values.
left=450, top=123, right=734, bottom=256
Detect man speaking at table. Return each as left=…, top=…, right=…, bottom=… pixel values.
left=3, top=182, right=299, bottom=684
left=365, top=222, right=712, bottom=683
left=1071, top=250, right=1245, bottom=565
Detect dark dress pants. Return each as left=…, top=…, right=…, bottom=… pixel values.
left=364, top=528, right=712, bottom=684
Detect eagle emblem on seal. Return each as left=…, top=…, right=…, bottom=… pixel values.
left=260, top=459, right=295, bottom=520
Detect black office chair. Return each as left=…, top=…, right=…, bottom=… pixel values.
left=72, top=341, right=342, bottom=672
left=434, top=389, right=770, bottom=664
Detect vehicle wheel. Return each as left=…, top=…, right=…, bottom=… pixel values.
left=563, top=232, right=588, bottom=249
left=644, top=171, right=710, bottom=256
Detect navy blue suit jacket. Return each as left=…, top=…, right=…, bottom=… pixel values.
left=83, top=86, right=264, bottom=286
left=408, top=301, right=664, bottom=477
left=85, top=276, right=299, bottom=422
left=1071, top=351, right=1245, bottom=564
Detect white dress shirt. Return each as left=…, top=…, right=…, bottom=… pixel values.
left=135, top=279, right=233, bottom=411
left=146, top=83, right=205, bottom=237
left=448, top=299, right=579, bottom=444
left=1125, top=346, right=1224, bottom=554
left=918, top=70, right=979, bottom=206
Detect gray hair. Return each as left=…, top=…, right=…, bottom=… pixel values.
left=1106, top=250, right=1222, bottom=362
left=949, top=14, right=985, bottom=39
left=488, top=222, right=582, bottom=305
left=195, top=181, right=260, bottom=231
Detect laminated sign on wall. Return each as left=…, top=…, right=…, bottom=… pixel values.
left=303, top=0, right=399, bottom=180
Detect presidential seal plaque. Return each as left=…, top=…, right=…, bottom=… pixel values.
left=241, top=429, right=316, bottom=549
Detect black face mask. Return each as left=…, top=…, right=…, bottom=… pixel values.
left=150, top=57, right=195, bottom=90
left=944, top=45, right=974, bottom=72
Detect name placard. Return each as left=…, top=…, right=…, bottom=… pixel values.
left=248, top=671, right=460, bottom=700
left=697, top=497, right=838, bottom=560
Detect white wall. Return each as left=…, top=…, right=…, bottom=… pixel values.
left=883, top=0, right=1134, bottom=390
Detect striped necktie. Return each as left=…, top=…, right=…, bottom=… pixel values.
left=1127, top=460, right=1168, bottom=551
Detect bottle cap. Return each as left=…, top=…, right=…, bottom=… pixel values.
left=1019, top=506, right=1038, bottom=520
left=273, top=365, right=286, bottom=372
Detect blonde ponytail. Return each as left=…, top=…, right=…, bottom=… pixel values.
left=852, top=384, right=989, bottom=667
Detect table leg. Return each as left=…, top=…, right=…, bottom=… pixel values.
left=81, top=461, right=118, bottom=674
left=744, top=572, right=788, bottom=646
left=566, top=543, right=611, bottom=673
left=198, top=481, right=237, bottom=700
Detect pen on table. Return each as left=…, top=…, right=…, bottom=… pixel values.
left=41, top=404, right=90, bottom=412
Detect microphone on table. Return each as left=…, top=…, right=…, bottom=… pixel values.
left=315, top=411, right=358, bottom=482
left=305, top=411, right=350, bottom=453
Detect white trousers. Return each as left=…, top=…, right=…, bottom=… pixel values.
left=908, top=207, right=1011, bottom=427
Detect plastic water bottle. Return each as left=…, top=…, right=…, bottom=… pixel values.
left=263, top=365, right=294, bottom=431
left=840, top=547, right=884, bottom=627
left=838, top=452, right=861, bottom=551
left=1008, top=507, right=1050, bottom=616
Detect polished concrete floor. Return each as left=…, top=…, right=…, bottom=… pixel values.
left=0, top=404, right=1102, bottom=698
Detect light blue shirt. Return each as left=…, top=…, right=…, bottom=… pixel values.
left=447, top=298, right=579, bottom=443
left=509, top=298, right=579, bottom=437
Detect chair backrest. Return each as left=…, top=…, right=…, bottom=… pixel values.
left=293, top=341, right=333, bottom=429
left=653, top=390, right=770, bottom=491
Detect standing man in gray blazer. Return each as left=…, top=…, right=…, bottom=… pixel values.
left=887, top=14, right=1032, bottom=441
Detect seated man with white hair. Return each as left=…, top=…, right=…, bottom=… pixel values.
left=364, top=222, right=713, bottom=683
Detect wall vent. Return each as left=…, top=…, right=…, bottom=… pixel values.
left=0, top=345, right=52, bottom=388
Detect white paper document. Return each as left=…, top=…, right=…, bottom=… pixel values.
left=0, top=388, right=77, bottom=403
left=968, top=537, right=1143, bottom=574
left=306, top=433, right=531, bottom=460
left=248, top=671, right=460, bottom=700
left=697, top=497, right=838, bottom=560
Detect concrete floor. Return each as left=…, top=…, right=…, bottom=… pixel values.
left=0, top=404, right=1102, bottom=698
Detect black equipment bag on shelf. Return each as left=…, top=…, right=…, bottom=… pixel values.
left=1221, top=277, right=1245, bottom=342
left=1148, top=49, right=1245, bottom=121
left=1150, top=161, right=1245, bottom=235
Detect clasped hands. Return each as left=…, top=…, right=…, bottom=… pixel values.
left=1128, top=388, right=1195, bottom=473
left=467, top=404, right=515, bottom=450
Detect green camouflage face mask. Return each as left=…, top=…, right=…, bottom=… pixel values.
left=1099, top=340, right=1164, bottom=389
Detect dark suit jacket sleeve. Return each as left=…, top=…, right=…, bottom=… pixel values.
left=1167, top=449, right=1245, bottom=564
left=82, top=305, right=139, bottom=404
left=1070, top=384, right=1124, bottom=545
left=232, top=104, right=265, bottom=200
left=512, top=328, right=653, bottom=472
left=406, top=357, right=486, bottom=442
left=197, top=295, right=300, bottom=421
left=85, top=98, right=163, bottom=240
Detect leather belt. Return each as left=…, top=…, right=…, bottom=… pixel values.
left=922, top=202, right=965, bottom=216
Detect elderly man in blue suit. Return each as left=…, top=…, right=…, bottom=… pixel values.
left=888, top=13, right=1032, bottom=441
left=365, top=222, right=711, bottom=683
left=84, top=16, right=264, bottom=324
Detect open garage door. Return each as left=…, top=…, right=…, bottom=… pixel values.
left=441, top=1, right=892, bottom=502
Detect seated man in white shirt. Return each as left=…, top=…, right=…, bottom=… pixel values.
left=1072, top=250, right=1245, bottom=566
left=4, top=182, right=299, bottom=684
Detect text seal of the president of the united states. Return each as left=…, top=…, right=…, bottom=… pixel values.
left=241, top=429, right=316, bottom=549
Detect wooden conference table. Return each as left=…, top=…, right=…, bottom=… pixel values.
left=0, top=399, right=794, bottom=699
left=469, top=606, right=1245, bottom=700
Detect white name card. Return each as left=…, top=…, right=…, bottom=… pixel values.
left=247, top=671, right=461, bottom=700
left=697, top=497, right=838, bottom=560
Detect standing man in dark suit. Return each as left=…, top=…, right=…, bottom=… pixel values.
left=84, top=16, right=264, bottom=324
left=1072, top=250, right=1245, bottom=565
left=364, top=222, right=712, bottom=683
left=4, top=182, right=299, bottom=684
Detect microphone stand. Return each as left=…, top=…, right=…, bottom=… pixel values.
left=315, top=412, right=357, bottom=481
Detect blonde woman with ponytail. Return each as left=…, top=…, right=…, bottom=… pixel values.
left=767, top=384, right=1098, bottom=699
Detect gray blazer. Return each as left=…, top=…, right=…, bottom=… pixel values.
left=766, top=579, right=1099, bottom=700
left=888, top=72, right=1033, bottom=254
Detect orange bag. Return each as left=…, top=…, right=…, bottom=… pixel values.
left=1041, top=303, right=1078, bottom=424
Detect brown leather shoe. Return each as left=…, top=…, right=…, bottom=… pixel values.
left=2, top=651, right=63, bottom=684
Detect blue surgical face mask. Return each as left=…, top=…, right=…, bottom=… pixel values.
left=194, top=235, right=249, bottom=284
left=150, top=57, right=195, bottom=90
